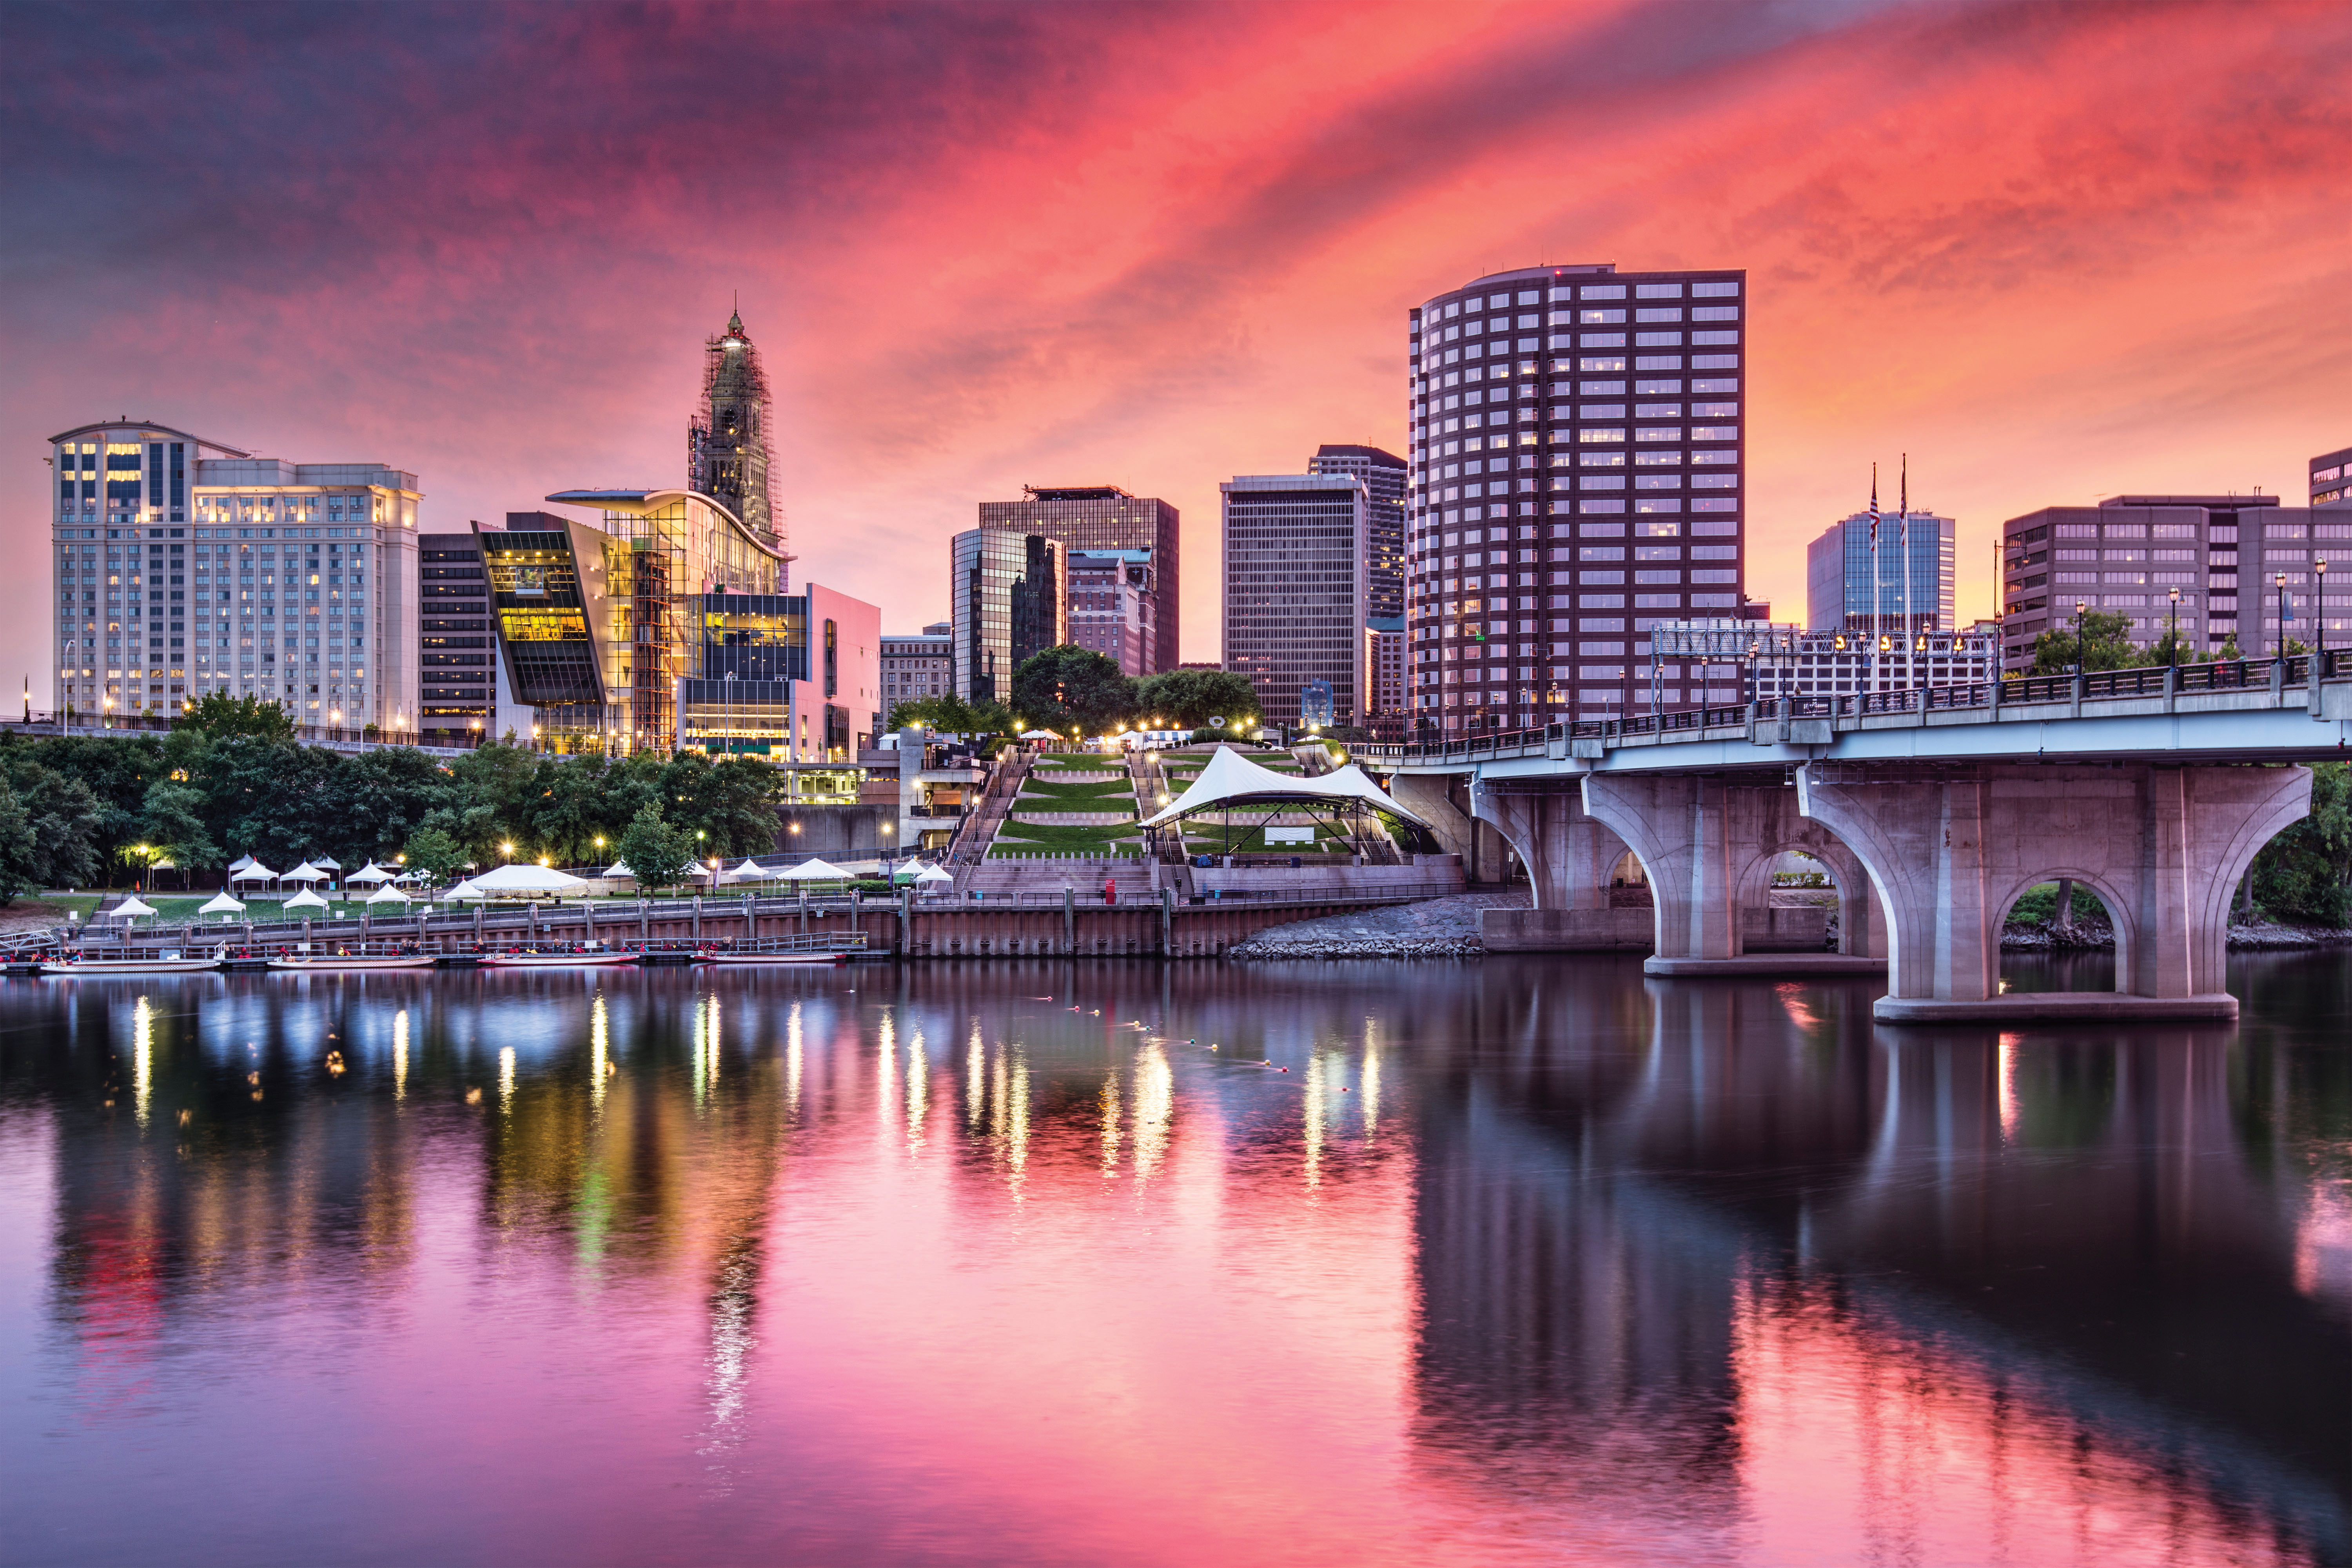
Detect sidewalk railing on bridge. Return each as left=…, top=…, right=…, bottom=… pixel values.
left=1359, top=650, right=2352, bottom=763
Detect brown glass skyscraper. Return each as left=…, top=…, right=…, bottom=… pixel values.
left=976, top=485, right=1178, bottom=672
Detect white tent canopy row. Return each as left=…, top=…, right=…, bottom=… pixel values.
left=1136, top=745, right=1430, bottom=830
left=345, top=862, right=395, bottom=885
left=198, top=891, right=245, bottom=915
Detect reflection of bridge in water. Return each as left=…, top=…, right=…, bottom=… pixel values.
left=1400, top=965, right=2348, bottom=1563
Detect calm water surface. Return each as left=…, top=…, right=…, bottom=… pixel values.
left=1, top=955, right=2347, bottom=1567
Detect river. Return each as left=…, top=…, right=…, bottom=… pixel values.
left=1, top=955, right=2345, bottom=1566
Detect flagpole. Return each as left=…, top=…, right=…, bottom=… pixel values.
left=1868, top=464, right=1880, bottom=696
left=1900, top=453, right=1912, bottom=689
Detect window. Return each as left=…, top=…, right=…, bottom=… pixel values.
left=1635, top=283, right=1683, bottom=298
left=1635, top=307, right=1682, bottom=323
left=1580, top=284, right=1626, bottom=300
left=1692, top=402, right=1739, bottom=418
left=1692, top=280, right=1739, bottom=298
left=1581, top=428, right=1626, bottom=443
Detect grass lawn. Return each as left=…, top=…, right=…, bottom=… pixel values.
left=1018, top=777, right=1138, bottom=803
left=991, top=821, right=1142, bottom=856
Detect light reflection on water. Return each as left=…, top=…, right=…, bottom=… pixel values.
left=0, top=956, right=2344, bottom=1567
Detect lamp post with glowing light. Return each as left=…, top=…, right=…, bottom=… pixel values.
left=2074, top=600, right=2089, bottom=677
left=2167, top=586, right=2181, bottom=667
left=2277, top=572, right=2290, bottom=659
left=2317, top=558, right=2329, bottom=661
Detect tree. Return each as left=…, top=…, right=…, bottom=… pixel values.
left=661, top=752, right=782, bottom=857
left=2250, top=761, right=2352, bottom=926
left=399, top=826, right=467, bottom=886
left=888, top=693, right=1013, bottom=737
left=176, top=690, right=295, bottom=741
left=0, top=753, right=103, bottom=900
left=616, top=804, right=698, bottom=892
left=1136, top=668, right=1259, bottom=729
left=138, top=779, right=222, bottom=878
left=2028, top=610, right=2138, bottom=675
left=1011, top=645, right=1137, bottom=735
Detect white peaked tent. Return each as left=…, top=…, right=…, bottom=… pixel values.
left=229, top=862, right=278, bottom=884
left=468, top=862, right=589, bottom=895
left=1018, top=730, right=1062, bottom=741
left=280, top=861, right=328, bottom=883
left=1136, top=745, right=1430, bottom=829
left=198, top=891, right=246, bottom=915
left=773, top=858, right=853, bottom=882
left=99, top=896, right=158, bottom=919
left=309, top=855, right=341, bottom=871
left=443, top=879, right=485, bottom=902
left=284, top=888, right=330, bottom=911
left=602, top=861, right=636, bottom=881
left=227, top=854, right=256, bottom=873
left=366, top=884, right=411, bottom=905
left=728, top=858, right=771, bottom=882
left=345, top=862, right=393, bottom=885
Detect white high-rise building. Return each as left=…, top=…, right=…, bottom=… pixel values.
left=48, top=419, right=421, bottom=733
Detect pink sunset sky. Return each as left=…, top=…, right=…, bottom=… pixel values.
left=5, top=0, right=2346, bottom=675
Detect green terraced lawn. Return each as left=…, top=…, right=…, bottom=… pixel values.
left=1018, top=777, right=1137, bottom=801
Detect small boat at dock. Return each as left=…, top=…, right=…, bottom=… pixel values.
left=267, top=954, right=441, bottom=971
left=42, top=952, right=223, bottom=975
left=477, top=950, right=638, bottom=968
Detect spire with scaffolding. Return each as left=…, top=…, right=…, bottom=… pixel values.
left=688, top=303, right=782, bottom=566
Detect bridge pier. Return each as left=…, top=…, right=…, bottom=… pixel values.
left=1797, top=762, right=2310, bottom=1021
left=1580, top=774, right=1887, bottom=976
left=1391, top=773, right=1508, bottom=882
left=1468, top=782, right=1624, bottom=909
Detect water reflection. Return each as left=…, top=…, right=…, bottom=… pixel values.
left=0, top=960, right=2342, bottom=1566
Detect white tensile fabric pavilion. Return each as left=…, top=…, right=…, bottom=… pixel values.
left=1136, top=745, right=1430, bottom=853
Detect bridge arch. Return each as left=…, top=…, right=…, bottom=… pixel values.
left=1989, top=866, right=2138, bottom=993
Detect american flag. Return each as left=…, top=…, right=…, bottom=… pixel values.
left=1868, top=464, right=1880, bottom=545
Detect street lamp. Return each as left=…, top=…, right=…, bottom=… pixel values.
left=2074, top=600, right=2088, bottom=675
left=2317, top=558, right=2329, bottom=660
left=2167, top=586, right=2181, bottom=666
left=499, top=841, right=515, bottom=859
left=2277, top=572, right=2289, bottom=660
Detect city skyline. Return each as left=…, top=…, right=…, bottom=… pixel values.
left=6, top=1, right=2345, bottom=697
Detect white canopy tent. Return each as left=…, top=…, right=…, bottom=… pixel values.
left=773, top=858, right=853, bottom=882
left=468, top=863, right=590, bottom=896
left=1018, top=730, right=1062, bottom=742
left=727, top=858, right=771, bottom=882
left=98, top=897, right=158, bottom=919
left=1137, top=745, right=1430, bottom=830
left=443, top=879, right=485, bottom=902
left=279, top=862, right=328, bottom=884
left=912, top=863, right=955, bottom=883
left=366, top=884, right=411, bottom=905
left=309, top=855, right=342, bottom=871
left=602, top=861, right=637, bottom=881
left=284, top=888, right=330, bottom=911
left=198, top=891, right=245, bottom=916
left=345, top=862, right=393, bottom=886
left=229, top=862, right=278, bottom=884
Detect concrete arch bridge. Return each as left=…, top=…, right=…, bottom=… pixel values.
left=1361, top=655, right=2352, bottom=1022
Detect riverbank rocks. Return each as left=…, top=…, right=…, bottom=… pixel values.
left=1228, top=935, right=1484, bottom=960
left=2002, top=918, right=2351, bottom=951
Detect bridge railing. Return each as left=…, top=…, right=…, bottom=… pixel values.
left=1357, top=650, right=2352, bottom=763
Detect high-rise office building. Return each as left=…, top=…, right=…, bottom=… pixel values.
left=1999, top=493, right=2352, bottom=669
left=1404, top=264, right=1747, bottom=731
left=976, top=486, right=1177, bottom=671
left=1363, top=614, right=1406, bottom=737
left=1067, top=551, right=1155, bottom=677
left=49, top=419, right=421, bottom=732
left=688, top=309, right=783, bottom=567
left=1806, top=509, right=1956, bottom=635
left=417, top=526, right=524, bottom=746
left=1221, top=472, right=1369, bottom=728
left=2312, top=446, right=2350, bottom=509
left=882, top=623, right=953, bottom=710
left=950, top=529, right=1066, bottom=705
left=1309, top=444, right=1406, bottom=620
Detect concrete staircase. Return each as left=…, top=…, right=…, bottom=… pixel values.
left=963, top=855, right=1158, bottom=902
